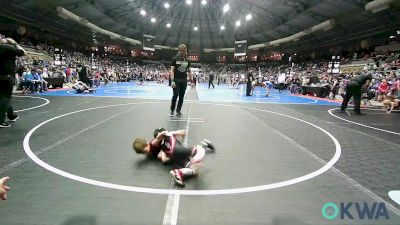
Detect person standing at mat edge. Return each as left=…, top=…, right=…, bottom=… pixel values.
left=340, top=72, right=373, bottom=115
left=246, top=69, right=255, bottom=96
left=208, top=71, right=215, bottom=89
left=170, top=44, right=193, bottom=117
left=0, top=35, right=26, bottom=128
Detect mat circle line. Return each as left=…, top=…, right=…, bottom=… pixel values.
left=23, top=101, right=341, bottom=195
left=13, top=95, right=50, bottom=112
left=328, top=108, right=400, bottom=136
left=103, top=89, right=146, bottom=94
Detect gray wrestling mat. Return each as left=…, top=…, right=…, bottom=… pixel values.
left=0, top=90, right=399, bottom=225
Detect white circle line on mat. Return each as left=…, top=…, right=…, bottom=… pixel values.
left=328, top=108, right=400, bottom=136
left=23, top=101, right=341, bottom=195
left=13, top=95, right=50, bottom=112
left=388, top=191, right=400, bottom=206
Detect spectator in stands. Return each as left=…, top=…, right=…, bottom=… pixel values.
left=42, top=66, right=48, bottom=78
left=377, top=79, right=390, bottom=101
left=65, top=66, right=72, bottom=83
left=23, top=68, right=40, bottom=93
left=309, top=73, right=321, bottom=85
left=94, top=71, right=101, bottom=87
left=290, top=74, right=301, bottom=94
left=37, top=69, right=48, bottom=91
left=394, top=78, right=400, bottom=97
left=328, top=76, right=339, bottom=99
left=0, top=35, right=25, bottom=128
left=33, top=69, right=43, bottom=91
left=382, top=95, right=399, bottom=113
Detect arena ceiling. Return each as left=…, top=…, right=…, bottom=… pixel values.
left=1, top=0, right=400, bottom=53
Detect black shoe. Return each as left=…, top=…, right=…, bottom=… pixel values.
left=0, top=122, right=11, bottom=128
left=184, top=161, right=191, bottom=168
left=176, top=112, right=183, bottom=117
left=169, top=111, right=174, bottom=117
left=340, top=109, right=346, bottom=113
left=8, top=115, right=19, bottom=122
left=201, top=139, right=215, bottom=152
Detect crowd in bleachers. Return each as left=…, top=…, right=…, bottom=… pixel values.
left=11, top=39, right=400, bottom=112
left=13, top=42, right=170, bottom=93
left=204, top=53, right=399, bottom=105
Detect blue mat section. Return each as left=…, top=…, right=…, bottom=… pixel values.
left=39, top=82, right=172, bottom=101
left=195, top=83, right=338, bottom=105
left=37, top=82, right=339, bottom=105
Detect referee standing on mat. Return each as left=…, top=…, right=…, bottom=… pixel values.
left=170, top=44, right=193, bottom=117
left=246, top=68, right=255, bottom=96
left=340, top=72, right=373, bottom=115
left=0, top=35, right=26, bottom=128
left=208, top=71, right=215, bottom=89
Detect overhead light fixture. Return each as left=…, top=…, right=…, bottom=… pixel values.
left=365, top=0, right=394, bottom=13
left=164, top=2, right=170, bottom=8
left=194, top=26, right=199, bottom=31
left=389, top=35, right=395, bottom=38
left=151, top=18, right=156, bottom=23
left=201, top=0, right=207, bottom=5
left=235, top=20, right=241, bottom=27
left=140, top=10, right=146, bottom=16
left=166, top=23, right=171, bottom=28
left=246, top=14, right=252, bottom=21
left=186, top=0, right=192, bottom=5
left=223, top=4, right=229, bottom=13
left=220, top=25, right=225, bottom=30
left=371, top=5, right=389, bottom=13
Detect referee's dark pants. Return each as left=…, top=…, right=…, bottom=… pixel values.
left=341, top=81, right=362, bottom=114
left=278, top=82, right=284, bottom=92
left=0, top=75, right=16, bottom=124
left=208, top=78, right=214, bottom=88
left=246, top=80, right=252, bottom=96
left=171, top=81, right=187, bottom=114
